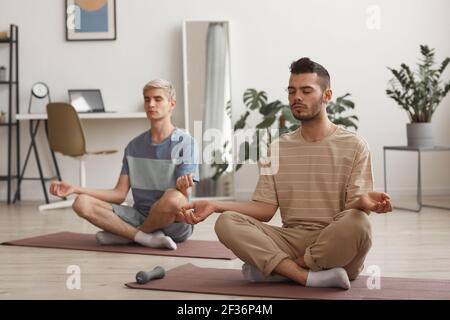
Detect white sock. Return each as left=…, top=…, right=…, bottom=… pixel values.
left=306, top=267, right=351, bottom=290
left=242, top=263, right=290, bottom=283
left=134, top=230, right=177, bottom=250
left=95, top=231, right=133, bottom=245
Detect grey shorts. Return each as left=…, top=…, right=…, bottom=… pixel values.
left=111, top=204, right=193, bottom=243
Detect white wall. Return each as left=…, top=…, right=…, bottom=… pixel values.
left=0, top=0, right=449, bottom=202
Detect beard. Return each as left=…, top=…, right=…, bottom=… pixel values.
left=291, top=96, right=324, bottom=122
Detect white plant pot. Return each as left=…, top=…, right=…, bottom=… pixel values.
left=406, top=122, right=434, bottom=148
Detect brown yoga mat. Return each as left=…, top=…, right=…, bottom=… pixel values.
left=2, top=232, right=236, bottom=260
left=126, top=263, right=450, bottom=299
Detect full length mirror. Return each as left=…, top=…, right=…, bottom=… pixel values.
left=183, top=20, right=233, bottom=199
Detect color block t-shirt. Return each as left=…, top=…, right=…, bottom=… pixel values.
left=252, top=126, right=373, bottom=230
left=121, top=128, right=200, bottom=214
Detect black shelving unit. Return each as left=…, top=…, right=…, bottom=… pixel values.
left=0, top=24, right=20, bottom=204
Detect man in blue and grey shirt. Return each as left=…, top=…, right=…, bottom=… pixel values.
left=49, top=79, right=199, bottom=250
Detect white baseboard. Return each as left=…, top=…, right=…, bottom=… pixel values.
left=3, top=186, right=449, bottom=202
left=235, top=187, right=450, bottom=202
left=380, top=187, right=450, bottom=197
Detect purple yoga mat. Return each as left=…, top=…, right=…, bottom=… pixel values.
left=126, top=263, right=450, bottom=300
left=2, top=231, right=236, bottom=260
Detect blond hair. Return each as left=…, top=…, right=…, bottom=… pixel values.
left=142, top=79, right=176, bottom=101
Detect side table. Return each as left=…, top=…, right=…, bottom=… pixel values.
left=383, top=145, right=450, bottom=212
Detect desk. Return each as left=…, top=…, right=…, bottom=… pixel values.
left=383, top=145, right=450, bottom=212
left=16, top=112, right=146, bottom=120
left=14, top=112, right=147, bottom=204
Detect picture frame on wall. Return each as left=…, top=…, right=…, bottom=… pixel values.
left=66, top=0, right=116, bottom=41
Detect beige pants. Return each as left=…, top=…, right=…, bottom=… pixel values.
left=215, top=209, right=372, bottom=280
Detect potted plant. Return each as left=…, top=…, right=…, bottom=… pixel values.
left=0, top=65, right=6, bottom=81
left=0, top=111, right=6, bottom=123
left=386, top=45, right=450, bottom=147
left=210, top=88, right=359, bottom=179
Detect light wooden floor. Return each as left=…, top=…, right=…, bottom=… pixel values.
left=1, top=197, right=450, bottom=300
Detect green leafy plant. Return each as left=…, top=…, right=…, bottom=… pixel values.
left=386, top=45, right=450, bottom=122
left=209, top=88, right=358, bottom=179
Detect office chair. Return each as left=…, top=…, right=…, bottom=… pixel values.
left=39, top=102, right=117, bottom=211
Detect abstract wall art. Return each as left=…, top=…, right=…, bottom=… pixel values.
left=66, top=0, right=116, bottom=41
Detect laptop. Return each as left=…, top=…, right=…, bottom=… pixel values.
left=68, top=89, right=113, bottom=113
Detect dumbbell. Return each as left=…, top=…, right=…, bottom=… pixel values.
left=135, top=266, right=165, bottom=284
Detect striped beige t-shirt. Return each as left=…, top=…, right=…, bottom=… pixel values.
left=252, top=126, right=374, bottom=230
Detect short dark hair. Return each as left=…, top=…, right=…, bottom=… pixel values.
left=290, top=57, right=330, bottom=91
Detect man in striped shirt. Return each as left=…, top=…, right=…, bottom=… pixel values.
left=179, top=58, right=392, bottom=289
left=49, top=79, right=199, bottom=250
